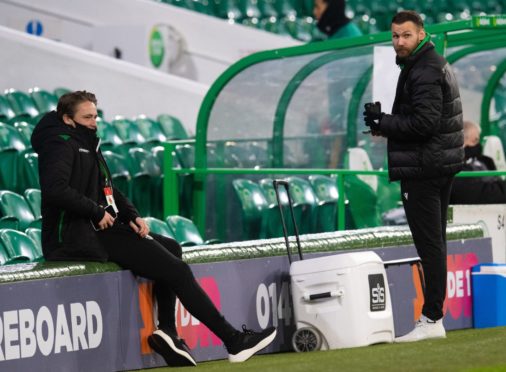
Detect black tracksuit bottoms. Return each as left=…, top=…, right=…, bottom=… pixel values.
left=400, top=176, right=454, bottom=321
left=97, top=223, right=236, bottom=342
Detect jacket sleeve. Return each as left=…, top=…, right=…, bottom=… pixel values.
left=381, top=65, right=443, bottom=141
left=113, top=187, right=140, bottom=223
left=39, top=137, right=105, bottom=222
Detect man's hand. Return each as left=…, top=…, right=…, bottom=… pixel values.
left=98, top=211, right=115, bottom=230
left=363, top=101, right=383, bottom=132
left=129, top=217, right=150, bottom=238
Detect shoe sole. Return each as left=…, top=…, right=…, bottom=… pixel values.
left=394, top=333, right=446, bottom=343
left=148, top=331, right=197, bottom=367
left=228, top=328, right=277, bottom=363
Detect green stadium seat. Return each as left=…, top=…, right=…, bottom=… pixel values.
left=25, top=227, right=42, bottom=253
left=0, top=123, right=27, bottom=191
left=285, top=176, right=317, bottom=234
left=97, top=118, right=124, bottom=152
left=0, top=190, right=40, bottom=231
left=157, top=114, right=189, bottom=139
left=257, top=0, right=278, bottom=17
left=274, top=0, right=297, bottom=17
left=144, top=217, right=176, bottom=239
left=17, top=150, right=40, bottom=192
left=165, top=215, right=204, bottom=246
left=238, top=0, right=261, bottom=18
left=0, top=243, right=9, bottom=265
left=308, top=175, right=338, bottom=232
left=23, top=188, right=41, bottom=220
left=101, top=151, right=131, bottom=197
left=127, top=147, right=161, bottom=217
left=344, top=175, right=381, bottom=228
left=53, top=87, right=72, bottom=99
left=258, top=178, right=293, bottom=238
left=134, top=116, right=167, bottom=143
left=0, top=228, right=42, bottom=263
left=29, top=88, right=58, bottom=113
left=232, top=178, right=269, bottom=240
left=0, top=95, right=16, bottom=122
left=11, top=120, right=35, bottom=147
left=111, top=117, right=146, bottom=145
left=4, top=89, right=39, bottom=119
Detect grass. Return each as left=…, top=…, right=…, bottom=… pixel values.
left=137, top=327, right=506, bottom=372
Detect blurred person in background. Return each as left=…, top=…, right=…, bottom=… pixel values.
left=313, top=0, right=362, bottom=39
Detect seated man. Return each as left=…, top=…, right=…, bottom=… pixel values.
left=450, top=120, right=506, bottom=204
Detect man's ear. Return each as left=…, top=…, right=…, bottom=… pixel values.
left=62, top=114, right=76, bottom=128
left=419, top=28, right=426, bottom=40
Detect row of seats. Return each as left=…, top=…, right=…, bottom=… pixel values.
left=145, top=215, right=219, bottom=246
left=154, top=0, right=504, bottom=40
left=0, top=228, right=42, bottom=265
left=0, top=189, right=41, bottom=231
left=0, top=87, right=71, bottom=125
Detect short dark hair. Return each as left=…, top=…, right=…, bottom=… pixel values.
left=391, top=10, right=424, bottom=29
left=56, top=90, right=97, bottom=120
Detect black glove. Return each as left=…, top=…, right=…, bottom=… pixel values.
left=363, top=101, right=383, bottom=132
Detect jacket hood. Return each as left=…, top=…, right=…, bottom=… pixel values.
left=31, top=111, right=98, bottom=154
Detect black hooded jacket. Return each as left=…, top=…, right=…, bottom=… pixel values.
left=316, top=0, right=350, bottom=36
left=380, top=42, right=464, bottom=181
left=31, top=111, right=139, bottom=261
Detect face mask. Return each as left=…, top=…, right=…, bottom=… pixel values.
left=464, top=143, right=482, bottom=159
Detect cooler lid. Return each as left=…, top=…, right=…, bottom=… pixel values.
left=290, top=251, right=383, bottom=276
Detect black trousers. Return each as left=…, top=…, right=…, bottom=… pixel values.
left=97, top=223, right=236, bottom=341
left=400, top=176, right=454, bottom=321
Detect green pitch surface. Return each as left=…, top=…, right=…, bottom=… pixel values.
left=138, top=327, right=506, bottom=372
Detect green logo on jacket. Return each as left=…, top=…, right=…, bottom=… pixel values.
left=59, top=134, right=70, bottom=141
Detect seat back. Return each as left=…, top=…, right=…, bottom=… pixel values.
left=345, top=147, right=378, bottom=192
left=344, top=175, right=381, bottom=228
left=111, top=117, right=146, bottom=144
left=0, top=123, right=28, bottom=190
left=157, top=114, right=189, bottom=139
left=285, top=176, right=317, bottom=234
left=53, top=87, right=72, bottom=99
left=144, top=217, right=176, bottom=239
left=232, top=179, right=268, bottom=240
left=24, top=188, right=42, bottom=219
left=4, top=89, right=39, bottom=118
left=308, top=175, right=338, bottom=232
left=483, top=135, right=506, bottom=171
left=97, top=119, right=123, bottom=150
left=30, top=88, right=58, bottom=113
left=0, top=190, right=37, bottom=231
left=25, top=227, right=42, bottom=257
left=12, top=120, right=35, bottom=146
left=0, top=228, right=41, bottom=263
left=134, top=116, right=167, bottom=143
left=166, top=215, right=204, bottom=246
left=17, top=150, right=40, bottom=192
left=101, top=151, right=131, bottom=197
left=0, top=95, right=16, bottom=122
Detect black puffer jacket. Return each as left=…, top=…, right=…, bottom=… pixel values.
left=380, top=42, right=464, bottom=181
left=31, top=111, right=139, bottom=261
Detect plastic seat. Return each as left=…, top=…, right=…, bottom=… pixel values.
left=25, top=227, right=42, bottom=257
left=101, top=151, right=131, bottom=198
left=11, top=120, right=35, bottom=147
left=157, top=114, right=189, bottom=139
left=0, top=94, right=16, bottom=122
left=29, top=88, right=58, bottom=113
left=23, top=188, right=41, bottom=219
left=257, top=0, right=278, bottom=17
left=483, top=135, right=506, bottom=171
left=0, top=228, right=42, bottom=263
left=232, top=178, right=269, bottom=240
left=285, top=176, right=317, bottom=234
left=111, top=117, right=146, bottom=145
left=4, top=89, right=39, bottom=119
left=96, top=118, right=123, bottom=152
left=308, top=175, right=339, bottom=232
left=238, top=0, right=261, bottom=18
left=345, top=147, right=378, bottom=192
left=344, top=175, right=381, bottom=228
left=127, top=147, right=161, bottom=217
left=53, top=87, right=72, bottom=99
left=258, top=178, right=292, bottom=238
left=134, top=116, right=167, bottom=143
left=0, top=190, right=40, bottom=231
left=0, top=243, right=9, bottom=265
left=17, top=150, right=40, bottom=192
left=214, top=0, right=243, bottom=19
left=165, top=215, right=205, bottom=246
left=0, top=123, right=28, bottom=191
left=144, top=217, right=176, bottom=239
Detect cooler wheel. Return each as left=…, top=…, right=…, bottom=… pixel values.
left=292, top=327, right=322, bottom=352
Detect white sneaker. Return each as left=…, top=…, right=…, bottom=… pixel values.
left=395, top=315, right=446, bottom=343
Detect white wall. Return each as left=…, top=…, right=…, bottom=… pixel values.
left=0, top=0, right=300, bottom=84
left=0, top=26, right=207, bottom=131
